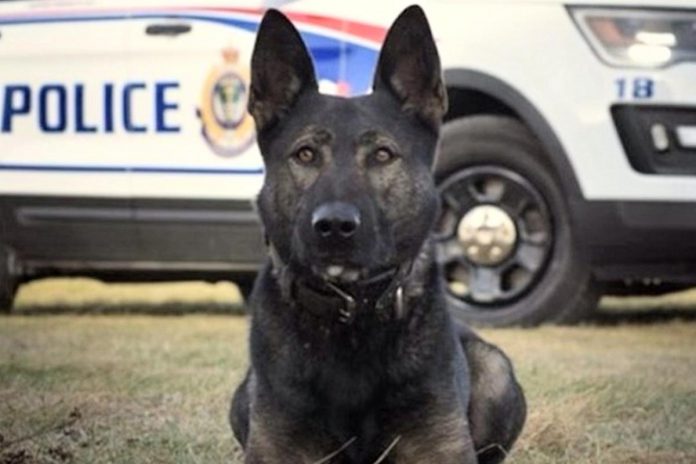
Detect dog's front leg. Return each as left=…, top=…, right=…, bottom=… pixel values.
left=387, top=412, right=479, bottom=464
left=243, top=416, right=329, bottom=464
left=244, top=434, right=315, bottom=464
left=390, top=436, right=478, bottom=464
left=244, top=441, right=338, bottom=464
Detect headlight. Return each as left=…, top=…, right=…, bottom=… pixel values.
left=569, top=7, right=696, bottom=68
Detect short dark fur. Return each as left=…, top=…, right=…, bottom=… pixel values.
left=230, top=6, right=526, bottom=463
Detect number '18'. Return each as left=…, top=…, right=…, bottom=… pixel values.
left=616, top=78, right=654, bottom=99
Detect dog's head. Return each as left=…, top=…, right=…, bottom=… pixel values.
left=250, top=5, right=447, bottom=283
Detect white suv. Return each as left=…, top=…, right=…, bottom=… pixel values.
left=1, top=0, right=695, bottom=325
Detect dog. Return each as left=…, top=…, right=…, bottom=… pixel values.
left=230, top=6, right=526, bottom=463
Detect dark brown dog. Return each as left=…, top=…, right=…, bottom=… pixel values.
left=230, top=6, right=526, bottom=463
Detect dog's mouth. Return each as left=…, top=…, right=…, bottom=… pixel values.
left=312, top=263, right=364, bottom=283
left=294, top=227, right=397, bottom=285
left=311, top=262, right=400, bottom=287
left=303, top=249, right=378, bottom=284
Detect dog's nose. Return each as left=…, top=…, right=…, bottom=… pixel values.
left=312, top=202, right=361, bottom=239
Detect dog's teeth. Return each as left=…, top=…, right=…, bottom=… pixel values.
left=327, top=265, right=344, bottom=277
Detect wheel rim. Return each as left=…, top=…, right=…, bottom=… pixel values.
left=434, top=165, right=553, bottom=307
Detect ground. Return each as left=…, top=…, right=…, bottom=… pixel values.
left=1, top=279, right=695, bottom=463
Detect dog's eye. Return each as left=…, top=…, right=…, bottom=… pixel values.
left=294, top=147, right=316, bottom=165
left=373, top=147, right=396, bottom=164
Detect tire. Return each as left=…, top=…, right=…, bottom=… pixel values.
left=434, top=115, right=599, bottom=327
left=0, top=247, right=18, bottom=314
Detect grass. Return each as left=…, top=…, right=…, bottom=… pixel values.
left=1, top=278, right=696, bottom=463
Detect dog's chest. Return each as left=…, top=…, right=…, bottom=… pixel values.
left=312, top=406, right=404, bottom=464
left=300, top=324, right=397, bottom=407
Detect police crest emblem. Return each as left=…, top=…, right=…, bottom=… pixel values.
left=197, top=47, right=255, bottom=157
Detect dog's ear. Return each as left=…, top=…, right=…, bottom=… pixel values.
left=248, top=9, right=317, bottom=133
left=373, top=5, right=447, bottom=130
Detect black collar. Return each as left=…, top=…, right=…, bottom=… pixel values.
left=290, top=266, right=409, bottom=324
left=267, top=241, right=412, bottom=324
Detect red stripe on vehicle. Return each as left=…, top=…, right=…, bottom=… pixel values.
left=0, top=6, right=387, bottom=43
left=197, top=6, right=387, bottom=43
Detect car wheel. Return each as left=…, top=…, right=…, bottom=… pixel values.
left=0, top=246, right=18, bottom=314
left=434, top=115, right=599, bottom=327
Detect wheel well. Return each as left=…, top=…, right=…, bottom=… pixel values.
left=444, top=86, right=559, bottom=175
left=443, top=69, right=583, bottom=201
left=445, top=87, right=518, bottom=122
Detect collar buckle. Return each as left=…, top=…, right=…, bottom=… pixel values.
left=325, top=281, right=357, bottom=324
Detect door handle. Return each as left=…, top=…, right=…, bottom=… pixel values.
left=145, top=23, right=192, bottom=37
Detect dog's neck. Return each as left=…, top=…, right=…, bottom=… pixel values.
left=266, top=240, right=435, bottom=324
left=290, top=262, right=411, bottom=324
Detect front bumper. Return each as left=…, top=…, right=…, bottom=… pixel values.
left=612, top=104, right=696, bottom=175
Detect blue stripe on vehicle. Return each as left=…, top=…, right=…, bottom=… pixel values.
left=0, top=164, right=264, bottom=175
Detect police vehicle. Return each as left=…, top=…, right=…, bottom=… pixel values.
left=1, top=0, right=695, bottom=326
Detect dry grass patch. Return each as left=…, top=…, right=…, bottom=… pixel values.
left=1, top=280, right=696, bottom=463
left=1, top=316, right=248, bottom=464
left=483, top=324, right=696, bottom=463
left=13, top=278, right=244, bottom=315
